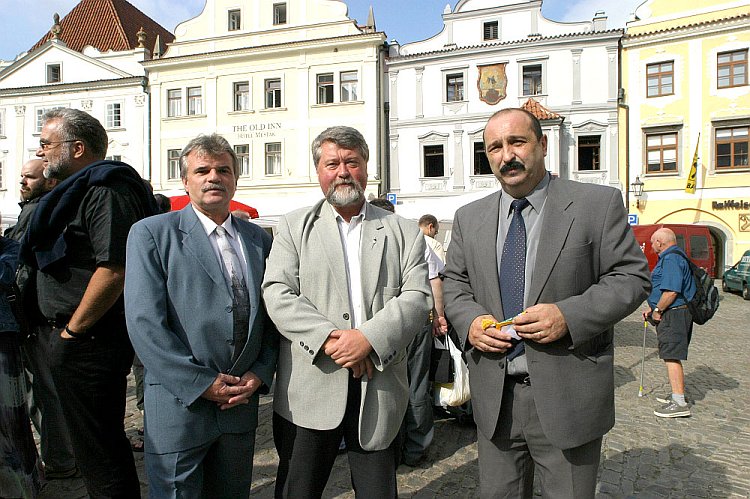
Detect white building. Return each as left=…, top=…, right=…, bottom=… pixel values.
left=0, top=0, right=174, bottom=220
left=144, top=0, right=387, bottom=218
left=385, top=0, right=623, bottom=222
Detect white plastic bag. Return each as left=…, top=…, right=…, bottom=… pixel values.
left=434, top=334, right=471, bottom=407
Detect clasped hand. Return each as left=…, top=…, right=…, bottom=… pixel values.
left=323, top=329, right=374, bottom=379
left=201, top=371, right=262, bottom=410
left=469, top=303, right=568, bottom=353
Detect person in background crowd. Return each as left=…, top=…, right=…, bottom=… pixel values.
left=6, top=159, right=77, bottom=479
left=21, top=108, right=156, bottom=498
left=418, top=214, right=446, bottom=262
left=125, top=133, right=278, bottom=498
left=368, top=197, right=395, bottom=212
left=643, top=227, right=695, bottom=418
left=0, top=229, right=41, bottom=498
left=443, top=108, right=650, bottom=498
left=263, top=126, right=431, bottom=498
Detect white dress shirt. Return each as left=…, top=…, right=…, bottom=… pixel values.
left=191, top=205, right=249, bottom=285
left=334, top=203, right=367, bottom=328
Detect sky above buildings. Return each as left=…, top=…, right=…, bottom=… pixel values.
left=1, top=0, right=645, bottom=61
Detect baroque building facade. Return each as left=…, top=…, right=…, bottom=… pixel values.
left=385, top=0, right=623, bottom=223
left=144, top=0, right=386, bottom=217
left=620, top=0, right=750, bottom=274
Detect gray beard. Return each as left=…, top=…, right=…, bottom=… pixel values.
left=43, top=148, right=71, bottom=180
left=326, top=182, right=364, bottom=207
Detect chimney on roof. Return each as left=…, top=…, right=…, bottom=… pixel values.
left=137, top=27, right=147, bottom=48
left=153, top=35, right=162, bottom=58
left=50, top=13, right=62, bottom=40
left=593, top=11, right=607, bottom=31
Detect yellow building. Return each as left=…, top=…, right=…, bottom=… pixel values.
left=620, top=0, right=750, bottom=275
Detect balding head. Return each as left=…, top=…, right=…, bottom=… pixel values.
left=20, top=158, right=57, bottom=202
left=650, top=227, right=677, bottom=255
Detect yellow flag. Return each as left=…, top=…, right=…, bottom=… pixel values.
left=685, top=133, right=700, bottom=194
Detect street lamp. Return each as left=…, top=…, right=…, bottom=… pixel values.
left=631, top=176, right=645, bottom=209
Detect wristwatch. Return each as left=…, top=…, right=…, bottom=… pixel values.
left=653, top=307, right=662, bottom=314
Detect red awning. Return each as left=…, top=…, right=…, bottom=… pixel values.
left=168, top=195, right=259, bottom=219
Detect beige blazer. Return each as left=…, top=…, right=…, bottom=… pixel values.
left=262, top=200, right=432, bottom=451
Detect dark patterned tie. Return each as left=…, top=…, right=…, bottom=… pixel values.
left=499, top=198, right=529, bottom=361
left=215, top=226, right=250, bottom=361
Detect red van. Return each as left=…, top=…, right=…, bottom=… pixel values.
left=631, top=224, right=716, bottom=278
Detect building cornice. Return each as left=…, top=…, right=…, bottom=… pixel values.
left=388, top=30, right=623, bottom=66
left=623, top=13, right=750, bottom=47
left=143, top=32, right=386, bottom=68
left=0, top=76, right=146, bottom=97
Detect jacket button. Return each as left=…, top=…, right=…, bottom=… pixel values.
left=225, top=306, right=233, bottom=313
left=300, top=341, right=304, bottom=346
left=304, top=346, right=310, bottom=352
left=343, top=313, right=350, bottom=320
left=309, top=350, right=315, bottom=356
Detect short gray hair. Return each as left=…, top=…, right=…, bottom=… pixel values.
left=179, top=134, right=239, bottom=180
left=311, top=126, right=369, bottom=168
left=42, top=108, right=108, bottom=158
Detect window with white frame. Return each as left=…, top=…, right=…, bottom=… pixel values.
left=0, top=109, right=5, bottom=137
left=715, top=125, right=749, bottom=169
left=645, top=132, right=678, bottom=173
left=105, top=155, right=122, bottom=162
left=187, top=87, right=203, bottom=115
left=647, top=61, right=674, bottom=97
left=423, top=145, right=445, bottom=177
left=168, top=149, right=181, bottom=179
left=577, top=136, right=601, bottom=170
left=265, top=142, right=282, bottom=175
left=340, top=71, right=359, bottom=102
left=273, top=3, right=287, bottom=25
left=167, top=89, right=182, bottom=117
left=265, top=78, right=282, bottom=109
left=228, top=9, right=241, bottom=31
left=46, top=63, right=61, bottom=83
left=473, top=141, right=492, bottom=175
left=522, top=64, right=543, bottom=96
left=234, top=144, right=251, bottom=176
left=234, top=81, right=250, bottom=111
left=106, top=102, right=122, bottom=128
left=445, top=73, right=464, bottom=102
left=483, top=21, right=499, bottom=41
left=35, top=106, right=65, bottom=132
left=317, top=73, right=334, bottom=104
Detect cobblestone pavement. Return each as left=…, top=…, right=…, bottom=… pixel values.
left=38, top=289, right=749, bottom=498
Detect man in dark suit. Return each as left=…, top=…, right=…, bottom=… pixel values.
left=443, top=108, right=650, bottom=498
left=125, top=134, right=277, bottom=498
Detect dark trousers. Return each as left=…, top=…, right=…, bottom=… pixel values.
left=401, top=322, right=434, bottom=461
left=273, top=376, right=398, bottom=499
left=22, top=324, right=76, bottom=473
left=49, top=321, right=140, bottom=499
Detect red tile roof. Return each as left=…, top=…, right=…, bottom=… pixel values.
left=31, top=0, right=174, bottom=54
left=521, top=98, right=563, bottom=121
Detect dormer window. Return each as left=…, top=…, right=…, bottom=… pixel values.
left=273, top=3, right=287, bottom=25
left=228, top=9, right=241, bottom=31
left=46, top=63, right=61, bottom=83
left=483, top=21, right=499, bottom=41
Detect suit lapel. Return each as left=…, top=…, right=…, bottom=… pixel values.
left=360, top=205, right=385, bottom=312
left=527, top=180, right=574, bottom=305
left=315, top=202, right=351, bottom=308
left=478, top=193, right=504, bottom=317
left=179, top=206, right=226, bottom=288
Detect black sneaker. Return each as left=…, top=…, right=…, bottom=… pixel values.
left=655, top=393, right=689, bottom=404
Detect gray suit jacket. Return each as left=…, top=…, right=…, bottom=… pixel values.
left=125, top=207, right=278, bottom=454
left=443, top=178, right=650, bottom=450
left=262, top=200, right=432, bottom=451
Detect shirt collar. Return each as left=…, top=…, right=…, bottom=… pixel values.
left=332, top=201, right=367, bottom=225
left=500, top=171, right=551, bottom=217
left=191, top=204, right=236, bottom=238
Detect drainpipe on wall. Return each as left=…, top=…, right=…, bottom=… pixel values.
left=141, top=76, right=151, bottom=183
left=378, top=41, right=390, bottom=195
left=617, top=87, right=630, bottom=210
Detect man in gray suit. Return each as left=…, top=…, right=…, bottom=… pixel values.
left=443, top=108, right=650, bottom=498
left=124, top=134, right=277, bottom=498
left=262, top=126, right=432, bottom=498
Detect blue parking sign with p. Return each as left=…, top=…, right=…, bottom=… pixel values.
left=386, top=193, right=397, bottom=206
left=627, top=214, right=638, bottom=225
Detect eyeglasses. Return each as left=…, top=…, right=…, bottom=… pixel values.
left=38, top=139, right=78, bottom=151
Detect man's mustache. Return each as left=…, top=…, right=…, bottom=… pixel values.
left=500, top=160, right=525, bottom=174
left=201, top=183, right=227, bottom=192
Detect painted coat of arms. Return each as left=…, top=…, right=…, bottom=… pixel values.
left=477, top=63, right=508, bottom=105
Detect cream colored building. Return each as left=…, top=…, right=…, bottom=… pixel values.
left=145, top=0, right=387, bottom=217
left=621, top=0, right=750, bottom=274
